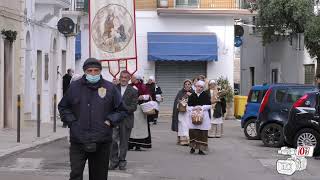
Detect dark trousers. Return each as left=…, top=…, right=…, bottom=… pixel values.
left=69, top=142, right=111, bottom=180
left=110, top=124, right=132, bottom=167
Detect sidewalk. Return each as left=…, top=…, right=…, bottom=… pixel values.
left=0, top=121, right=68, bottom=159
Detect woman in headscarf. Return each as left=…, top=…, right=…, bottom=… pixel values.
left=172, top=79, right=194, bottom=146
left=211, top=88, right=227, bottom=138
left=207, top=80, right=219, bottom=138
left=187, top=80, right=211, bottom=155
left=128, top=74, right=152, bottom=151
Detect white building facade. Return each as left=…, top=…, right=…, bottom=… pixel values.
left=76, top=5, right=254, bottom=112
left=22, top=0, right=76, bottom=123
left=0, top=0, right=23, bottom=129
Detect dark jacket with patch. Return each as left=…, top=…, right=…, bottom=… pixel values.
left=58, top=76, right=128, bottom=144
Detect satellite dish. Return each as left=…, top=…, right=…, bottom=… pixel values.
left=57, top=17, right=75, bottom=35
left=235, top=25, right=244, bottom=37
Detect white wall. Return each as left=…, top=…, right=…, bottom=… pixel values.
left=136, top=11, right=234, bottom=85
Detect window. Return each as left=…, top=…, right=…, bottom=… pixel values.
left=248, top=90, right=259, bottom=103
left=304, top=64, right=315, bottom=85
left=176, top=0, right=199, bottom=7
left=250, top=67, right=255, bottom=86
left=275, top=89, right=286, bottom=103
left=287, top=88, right=315, bottom=104
left=272, top=69, right=278, bottom=84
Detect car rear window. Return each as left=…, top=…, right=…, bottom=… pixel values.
left=248, top=89, right=267, bottom=103
left=286, top=88, right=315, bottom=104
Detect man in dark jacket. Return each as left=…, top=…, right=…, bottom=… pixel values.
left=62, top=68, right=74, bottom=128
left=58, top=58, right=128, bottom=180
left=63, top=69, right=74, bottom=95
left=109, top=70, right=138, bottom=170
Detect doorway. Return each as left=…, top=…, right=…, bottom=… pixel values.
left=3, top=40, right=13, bottom=128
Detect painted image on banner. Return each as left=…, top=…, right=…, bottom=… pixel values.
left=91, top=4, right=134, bottom=53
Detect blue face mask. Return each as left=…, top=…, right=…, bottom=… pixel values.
left=86, top=74, right=101, bottom=83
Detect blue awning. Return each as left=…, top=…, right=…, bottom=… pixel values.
left=148, top=32, right=218, bottom=61
left=75, top=32, right=81, bottom=60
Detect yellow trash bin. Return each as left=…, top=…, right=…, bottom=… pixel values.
left=234, top=95, right=248, bottom=118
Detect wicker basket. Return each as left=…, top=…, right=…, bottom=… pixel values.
left=191, top=110, right=203, bottom=125
left=144, top=109, right=156, bottom=115
left=178, top=99, right=188, bottom=112
left=141, top=101, right=158, bottom=115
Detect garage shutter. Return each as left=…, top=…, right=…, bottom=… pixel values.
left=155, top=61, right=207, bottom=113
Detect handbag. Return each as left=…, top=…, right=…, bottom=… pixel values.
left=177, top=99, right=187, bottom=112
left=191, top=109, right=203, bottom=125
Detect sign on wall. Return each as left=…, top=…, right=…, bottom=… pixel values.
left=89, top=0, right=137, bottom=61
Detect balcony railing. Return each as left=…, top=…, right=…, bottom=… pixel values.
left=35, top=0, right=71, bottom=8
left=157, top=0, right=248, bottom=9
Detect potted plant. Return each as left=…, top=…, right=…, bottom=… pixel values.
left=1, top=29, right=17, bottom=43
left=216, top=76, right=235, bottom=120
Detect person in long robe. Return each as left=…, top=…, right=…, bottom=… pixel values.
left=207, top=80, right=219, bottom=138
left=187, top=80, right=211, bottom=155
left=128, top=74, right=152, bottom=151
left=172, top=79, right=193, bottom=145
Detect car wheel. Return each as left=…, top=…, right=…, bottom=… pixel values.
left=244, top=118, right=260, bottom=140
left=294, top=128, right=320, bottom=156
left=261, top=123, right=284, bottom=147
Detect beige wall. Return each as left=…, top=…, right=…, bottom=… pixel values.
left=0, top=0, right=23, bottom=129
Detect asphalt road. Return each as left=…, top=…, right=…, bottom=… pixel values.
left=0, top=118, right=320, bottom=180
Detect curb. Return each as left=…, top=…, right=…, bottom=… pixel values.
left=0, top=135, right=67, bottom=160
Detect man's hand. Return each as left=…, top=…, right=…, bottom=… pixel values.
left=104, top=120, right=111, bottom=127
left=138, top=95, right=144, bottom=100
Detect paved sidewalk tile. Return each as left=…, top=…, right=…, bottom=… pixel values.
left=0, top=121, right=68, bottom=159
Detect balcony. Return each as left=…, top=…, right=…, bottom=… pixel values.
left=35, top=0, right=71, bottom=8
left=156, top=0, right=255, bottom=16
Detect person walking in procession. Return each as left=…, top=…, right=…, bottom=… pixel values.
left=58, top=58, right=128, bottom=180
left=172, top=79, right=193, bottom=146
left=128, top=74, right=153, bottom=151
left=210, top=85, right=226, bottom=138
left=188, top=80, right=211, bottom=155
left=146, top=76, right=157, bottom=124
left=109, top=70, right=138, bottom=170
left=154, top=78, right=163, bottom=125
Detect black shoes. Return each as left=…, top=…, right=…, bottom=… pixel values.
left=198, top=150, right=206, bottom=155
left=190, top=148, right=195, bottom=154
left=109, top=164, right=118, bottom=170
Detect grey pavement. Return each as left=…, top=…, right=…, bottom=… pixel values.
left=0, top=120, right=68, bottom=159
left=0, top=117, right=320, bottom=180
